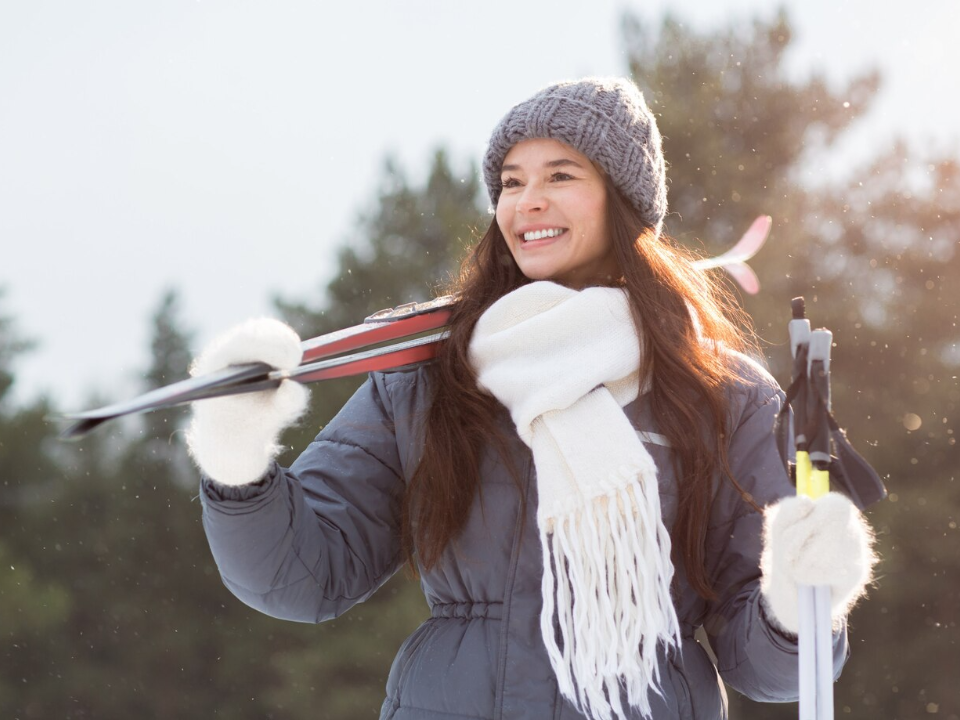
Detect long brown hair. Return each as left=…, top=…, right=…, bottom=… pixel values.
left=402, top=176, right=760, bottom=600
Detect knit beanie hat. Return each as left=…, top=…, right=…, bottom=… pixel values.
left=483, top=77, right=668, bottom=237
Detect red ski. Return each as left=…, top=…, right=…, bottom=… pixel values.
left=58, top=215, right=771, bottom=440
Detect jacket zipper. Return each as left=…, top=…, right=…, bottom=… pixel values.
left=493, top=453, right=533, bottom=720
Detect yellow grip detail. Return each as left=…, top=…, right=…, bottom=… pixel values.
left=796, top=451, right=830, bottom=499
left=809, top=469, right=830, bottom=499
left=796, top=450, right=812, bottom=497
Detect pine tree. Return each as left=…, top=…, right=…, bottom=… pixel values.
left=260, top=151, right=485, bottom=718
left=623, top=9, right=960, bottom=717
left=137, top=289, right=195, bottom=485
left=276, top=148, right=484, bottom=439
left=0, top=292, right=72, bottom=715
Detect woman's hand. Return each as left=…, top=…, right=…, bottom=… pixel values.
left=760, top=492, right=877, bottom=635
left=186, top=318, right=309, bottom=486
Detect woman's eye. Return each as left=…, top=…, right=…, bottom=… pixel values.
left=550, top=172, right=574, bottom=182
left=500, top=177, right=520, bottom=189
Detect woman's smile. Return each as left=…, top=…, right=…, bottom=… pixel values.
left=518, top=225, right=568, bottom=245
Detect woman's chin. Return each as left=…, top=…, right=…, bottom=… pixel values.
left=520, top=270, right=568, bottom=287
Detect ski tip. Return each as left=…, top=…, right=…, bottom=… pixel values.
left=722, top=262, right=761, bottom=295
left=54, top=415, right=109, bottom=441
left=734, top=215, right=772, bottom=258
left=747, top=214, right=773, bottom=238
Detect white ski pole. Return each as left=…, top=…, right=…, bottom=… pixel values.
left=807, top=329, right=835, bottom=720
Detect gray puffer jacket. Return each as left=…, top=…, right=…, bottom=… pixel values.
left=200, top=358, right=848, bottom=719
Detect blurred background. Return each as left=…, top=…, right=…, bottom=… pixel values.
left=1, top=1, right=957, bottom=718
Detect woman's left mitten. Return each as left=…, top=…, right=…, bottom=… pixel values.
left=760, top=492, right=877, bottom=635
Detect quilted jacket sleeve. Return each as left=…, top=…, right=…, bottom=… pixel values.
left=702, top=361, right=849, bottom=701
left=199, top=372, right=407, bottom=623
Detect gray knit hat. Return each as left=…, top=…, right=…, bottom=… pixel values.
left=483, top=77, right=667, bottom=236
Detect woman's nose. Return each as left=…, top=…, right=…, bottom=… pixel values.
left=516, top=183, right=547, bottom=214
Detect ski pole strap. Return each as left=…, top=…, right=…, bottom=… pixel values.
left=775, top=387, right=885, bottom=508
left=774, top=307, right=887, bottom=510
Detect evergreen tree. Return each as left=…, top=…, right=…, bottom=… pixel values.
left=270, top=11, right=958, bottom=718
left=623, top=9, right=959, bottom=717
left=277, top=148, right=484, bottom=438
left=5, top=9, right=955, bottom=717
left=138, top=288, right=195, bottom=486
left=0, top=293, right=72, bottom=715
left=261, top=151, right=486, bottom=718
left=280, top=149, right=483, bottom=333
left=3, top=290, right=295, bottom=718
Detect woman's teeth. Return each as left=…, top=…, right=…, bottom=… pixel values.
left=522, top=228, right=565, bottom=242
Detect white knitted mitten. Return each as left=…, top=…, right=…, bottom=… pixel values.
left=760, top=492, right=877, bottom=635
left=185, top=318, right=309, bottom=486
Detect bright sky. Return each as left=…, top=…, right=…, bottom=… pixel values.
left=2, top=0, right=959, bottom=410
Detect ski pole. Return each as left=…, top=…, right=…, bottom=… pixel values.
left=806, top=328, right=835, bottom=720
left=787, top=300, right=817, bottom=719
left=789, top=298, right=834, bottom=720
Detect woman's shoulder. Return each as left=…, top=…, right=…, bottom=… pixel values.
left=719, top=348, right=785, bottom=414
left=369, top=363, right=435, bottom=413
left=372, top=362, right=432, bottom=388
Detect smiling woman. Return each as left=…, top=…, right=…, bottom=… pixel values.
left=190, top=77, right=877, bottom=720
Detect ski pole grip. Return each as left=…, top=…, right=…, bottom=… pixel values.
left=789, top=319, right=811, bottom=360
left=808, top=328, right=833, bottom=436
left=808, top=329, right=832, bottom=377
left=807, top=329, right=833, bottom=494
left=788, top=297, right=810, bottom=361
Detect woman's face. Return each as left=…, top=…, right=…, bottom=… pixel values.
left=496, top=138, right=617, bottom=289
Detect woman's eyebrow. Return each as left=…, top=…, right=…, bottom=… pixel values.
left=500, top=158, right=585, bottom=173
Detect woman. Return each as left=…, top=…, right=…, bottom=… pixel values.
left=189, top=78, right=876, bottom=719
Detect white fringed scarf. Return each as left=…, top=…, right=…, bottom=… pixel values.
left=469, top=282, right=681, bottom=720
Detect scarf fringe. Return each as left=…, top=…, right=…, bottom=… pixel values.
left=540, top=479, right=682, bottom=720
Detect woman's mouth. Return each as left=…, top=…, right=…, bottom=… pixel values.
left=521, top=228, right=567, bottom=243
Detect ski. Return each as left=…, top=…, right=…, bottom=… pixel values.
left=58, top=216, right=771, bottom=440
left=300, top=295, right=455, bottom=363
left=294, top=330, right=448, bottom=383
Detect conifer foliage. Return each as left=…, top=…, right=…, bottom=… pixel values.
left=0, top=10, right=957, bottom=718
